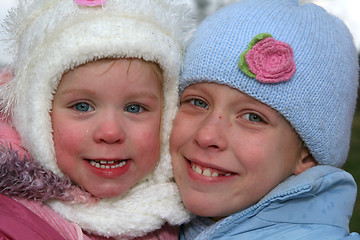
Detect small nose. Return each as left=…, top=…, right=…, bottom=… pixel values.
left=194, top=113, right=228, bottom=151
left=93, top=112, right=124, bottom=144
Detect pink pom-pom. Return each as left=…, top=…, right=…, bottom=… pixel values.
left=245, top=37, right=295, bottom=83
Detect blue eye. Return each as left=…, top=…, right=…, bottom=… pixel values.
left=74, top=102, right=94, bottom=112
left=125, top=104, right=144, bottom=113
left=191, top=99, right=208, bottom=109
left=242, top=113, right=264, bottom=122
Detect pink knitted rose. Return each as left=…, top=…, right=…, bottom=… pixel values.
left=74, top=0, right=106, bottom=6
left=239, top=33, right=296, bottom=83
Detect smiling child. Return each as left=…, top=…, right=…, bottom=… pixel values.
left=0, top=0, right=194, bottom=239
left=170, top=0, right=360, bottom=239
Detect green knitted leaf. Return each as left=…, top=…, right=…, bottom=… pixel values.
left=238, top=33, right=273, bottom=78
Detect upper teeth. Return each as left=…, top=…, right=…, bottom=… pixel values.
left=191, top=162, right=231, bottom=177
left=90, top=160, right=127, bottom=169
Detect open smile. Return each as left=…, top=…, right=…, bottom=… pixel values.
left=85, top=158, right=131, bottom=178
left=188, top=160, right=235, bottom=178
left=87, top=159, right=128, bottom=169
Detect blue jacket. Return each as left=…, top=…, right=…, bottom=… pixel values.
left=181, top=166, right=360, bottom=240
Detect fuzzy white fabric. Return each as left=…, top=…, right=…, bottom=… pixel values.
left=48, top=175, right=190, bottom=239
left=0, top=0, right=195, bottom=238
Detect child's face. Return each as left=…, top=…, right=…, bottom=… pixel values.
left=170, top=83, right=312, bottom=218
left=51, top=59, right=162, bottom=198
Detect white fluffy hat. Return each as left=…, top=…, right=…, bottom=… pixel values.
left=0, top=0, right=195, bottom=237
left=1, top=0, right=194, bottom=177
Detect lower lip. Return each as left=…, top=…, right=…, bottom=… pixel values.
left=86, top=160, right=131, bottom=178
left=185, top=160, right=235, bottom=184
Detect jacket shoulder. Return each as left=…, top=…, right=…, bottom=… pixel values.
left=0, top=194, right=66, bottom=240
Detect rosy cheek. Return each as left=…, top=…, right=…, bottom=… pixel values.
left=142, top=131, right=161, bottom=153
left=144, top=130, right=159, bottom=140
left=140, top=122, right=161, bottom=142
left=53, top=127, right=81, bottom=153
left=147, top=135, right=161, bottom=156
left=53, top=128, right=83, bottom=173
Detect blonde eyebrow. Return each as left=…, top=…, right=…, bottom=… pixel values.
left=56, top=88, right=96, bottom=96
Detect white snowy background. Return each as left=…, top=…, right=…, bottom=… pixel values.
left=0, top=0, right=359, bottom=66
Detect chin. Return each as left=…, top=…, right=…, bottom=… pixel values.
left=87, top=185, right=130, bottom=199
left=182, top=198, right=212, bottom=217
left=188, top=206, right=223, bottom=218
left=182, top=194, right=234, bottom=218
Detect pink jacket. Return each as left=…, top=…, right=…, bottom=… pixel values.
left=0, top=194, right=66, bottom=240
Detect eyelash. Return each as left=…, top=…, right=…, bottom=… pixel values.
left=181, top=97, right=209, bottom=109
left=72, top=102, right=94, bottom=112
left=124, top=103, right=147, bottom=113
left=191, top=99, right=209, bottom=109
left=242, top=112, right=266, bottom=123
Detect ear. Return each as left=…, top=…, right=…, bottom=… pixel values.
left=293, top=147, right=317, bottom=175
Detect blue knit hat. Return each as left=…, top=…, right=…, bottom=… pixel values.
left=181, top=0, right=359, bottom=167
